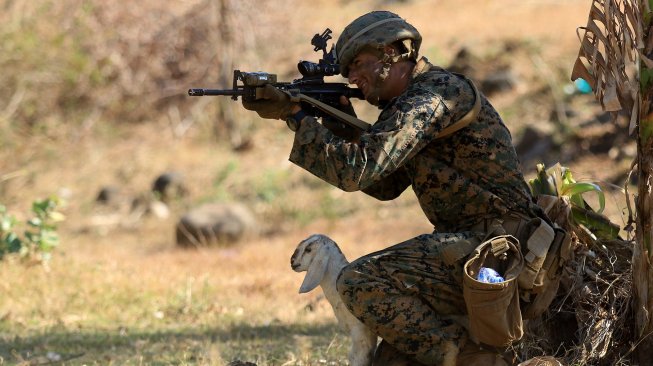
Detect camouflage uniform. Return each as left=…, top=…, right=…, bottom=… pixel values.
left=288, top=56, right=541, bottom=365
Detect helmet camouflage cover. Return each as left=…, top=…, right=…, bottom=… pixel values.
left=335, top=11, right=422, bottom=78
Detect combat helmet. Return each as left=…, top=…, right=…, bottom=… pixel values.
left=335, top=11, right=422, bottom=78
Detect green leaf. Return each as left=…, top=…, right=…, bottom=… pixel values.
left=24, top=231, right=37, bottom=243
left=5, top=233, right=22, bottom=253
left=48, top=211, right=65, bottom=222
left=561, top=182, right=606, bottom=213
left=531, top=162, right=619, bottom=241
left=39, top=230, right=59, bottom=250
left=32, top=199, right=50, bottom=215
left=641, top=69, right=650, bottom=88
left=529, top=163, right=558, bottom=196
left=561, top=167, right=576, bottom=185
left=571, top=206, right=620, bottom=240
left=1, top=216, right=14, bottom=232
left=27, top=217, right=42, bottom=227
left=0, top=197, right=63, bottom=263
left=642, top=115, right=653, bottom=144
left=32, top=197, right=59, bottom=218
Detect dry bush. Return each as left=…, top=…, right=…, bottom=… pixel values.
left=516, top=196, right=634, bottom=365
left=0, top=0, right=283, bottom=142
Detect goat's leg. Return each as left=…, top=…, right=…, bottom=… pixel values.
left=348, top=325, right=377, bottom=366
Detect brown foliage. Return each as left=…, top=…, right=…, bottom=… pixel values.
left=571, top=0, right=641, bottom=131
left=0, top=0, right=273, bottom=133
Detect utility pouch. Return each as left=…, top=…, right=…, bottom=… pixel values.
left=463, top=235, right=524, bottom=347
left=517, top=218, right=555, bottom=291
left=521, top=227, right=571, bottom=319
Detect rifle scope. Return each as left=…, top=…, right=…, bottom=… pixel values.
left=298, top=61, right=340, bottom=78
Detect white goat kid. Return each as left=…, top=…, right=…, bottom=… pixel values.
left=291, top=234, right=377, bottom=366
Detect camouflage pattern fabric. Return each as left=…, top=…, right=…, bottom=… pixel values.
left=289, top=57, right=541, bottom=232
left=288, top=57, right=539, bottom=364
left=337, top=232, right=478, bottom=365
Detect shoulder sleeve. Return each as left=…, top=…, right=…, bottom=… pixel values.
left=288, top=73, right=475, bottom=192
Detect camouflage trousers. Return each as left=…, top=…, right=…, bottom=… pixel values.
left=336, top=232, right=480, bottom=365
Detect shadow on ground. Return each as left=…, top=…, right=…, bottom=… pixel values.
left=0, top=322, right=343, bottom=365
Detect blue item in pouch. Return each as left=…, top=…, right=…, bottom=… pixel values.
left=478, top=267, right=505, bottom=283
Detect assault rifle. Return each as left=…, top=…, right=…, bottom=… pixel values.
left=188, top=29, right=371, bottom=131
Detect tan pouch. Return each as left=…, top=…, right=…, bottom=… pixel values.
left=517, top=218, right=555, bottom=291
left=463, top=235, right=524, bottom=347
left=521, top=227, right=571, bottom=319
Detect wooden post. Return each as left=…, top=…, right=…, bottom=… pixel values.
left=633, top=2, right=653, bottom=360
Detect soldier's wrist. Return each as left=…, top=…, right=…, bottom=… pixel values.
left=286, top=109, right=308, bottom=132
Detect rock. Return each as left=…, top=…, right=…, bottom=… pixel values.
left=548, top=105, right=578, bottom=124
left=514, top=127, right=556, bottom=166
left=152, top=172, right=187, bottom=202
left=447, top=47, right=476, bottom=77
left=175, top=203, right=257, bottom=248
left=96, top=186, right=122, bottom=206
left=585, top=130, right=621, bottom=155
left=447, top=46, right=518, bottom=96
left=130, top=193, right=170, bottom=221
left=147, top=200, right=170, bottom=219
left=480, top=67, right=517, bottom=96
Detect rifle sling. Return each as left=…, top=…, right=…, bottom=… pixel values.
left=288, top=91, right=372, bottom=131
left=437, top=75, right=481, bottom=139
left=288, top=75, right=481, bottom=138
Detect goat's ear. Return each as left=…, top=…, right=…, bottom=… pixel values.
left=299, top=244, right=329, bottom=293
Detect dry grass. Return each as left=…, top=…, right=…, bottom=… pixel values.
left=0, top=0, right=631, bottom=365
left=0, top=192, right=429, bottom=365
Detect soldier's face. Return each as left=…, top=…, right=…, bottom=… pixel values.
left=347, top=51, right=384, bottom=105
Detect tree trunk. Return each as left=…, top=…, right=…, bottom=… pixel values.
left=633, top=5, right=653, bottom=362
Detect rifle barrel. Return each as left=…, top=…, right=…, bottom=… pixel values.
left=188, top=89, right=244, bottom=97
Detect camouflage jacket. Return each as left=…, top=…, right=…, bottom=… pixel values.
left=289, top=57, right=539, bottom=232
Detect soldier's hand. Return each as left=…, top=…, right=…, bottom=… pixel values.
left=322, top=96, right=362, bottom=141
left=242, top=84, right=297, bottom=120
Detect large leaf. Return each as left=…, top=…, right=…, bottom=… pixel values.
left=561, top=182, right=606, bottom=214
left=529, top=163, right=618, bottom=240
left=529, top=163, right=557, bottom=196
left=571, top=0, right=642, bottom=133
left=571, top=205, right=620, bottom=240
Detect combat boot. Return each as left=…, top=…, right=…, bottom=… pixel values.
left=372, top=340, right=427, bottom=366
